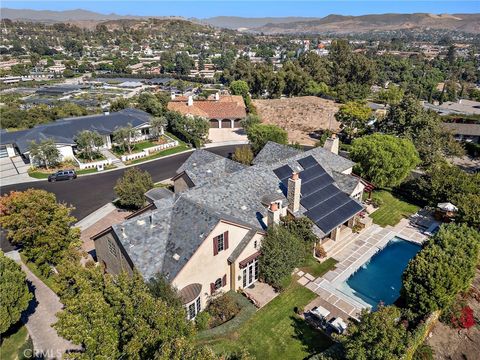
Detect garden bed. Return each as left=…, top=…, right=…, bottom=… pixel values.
left=112, top=135, right=171, bottom=156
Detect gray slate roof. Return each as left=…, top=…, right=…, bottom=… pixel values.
left=145, top=187, right=174, bottom=203
left=252, top=141, right=303, bottom=165
left=114, top=142, right=359, bottom=281
left=0, top=108, right=151, bottom=153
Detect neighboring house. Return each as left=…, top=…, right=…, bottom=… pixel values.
left=423, top=99, right=480, bottom=116
left=93, top=139, right=365, bottom=319
left=443, top=122, right=480, bottom=144
left=167, top=94, right=247, bottom=129
left=0, top=108, right=156, bottom=161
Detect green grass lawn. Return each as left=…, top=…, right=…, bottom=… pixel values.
left=112, top=140, right=157, bottom=156
left=28, top=165, right=116, bottom=179
left=300, top=257, right=338, bottom=277
left=20, top=253, right=59, bottom=293
left=199, top=281, right=333, bottom=359
left=128, top=144, right=191, bottom=165
left=368, top=190, right=420, bottom=227
left=0, top=325, right=34, bottom=360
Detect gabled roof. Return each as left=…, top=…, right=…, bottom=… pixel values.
left=0, top=108, right=152, bottom=153
left=111, top=142, right=362, bottom=281
left=252, top=141, right=303, bottom=166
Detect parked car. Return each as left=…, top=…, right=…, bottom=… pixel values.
left=48, top=169, right=77, bottom=182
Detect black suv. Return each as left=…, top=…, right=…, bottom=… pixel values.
left=48, top=169, right=77, bottom=182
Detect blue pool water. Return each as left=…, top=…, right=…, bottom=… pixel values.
left=342, top=237, right=421, bottom=309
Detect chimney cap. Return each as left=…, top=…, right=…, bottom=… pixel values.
left=331, top=133, right=337, bottom=139
left=291, top=172, right=299, bottom=180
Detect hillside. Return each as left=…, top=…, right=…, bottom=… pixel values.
left=252, top=13, right=480, bottom=34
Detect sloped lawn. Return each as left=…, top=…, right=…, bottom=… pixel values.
left=199, top=281, right=333, bottom=359
left=369, top=190, right=419, bottom=227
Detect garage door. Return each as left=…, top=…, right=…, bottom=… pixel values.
left=210, top=119, right=219, bottom=128
left=221, top=119, right=232, bottom=128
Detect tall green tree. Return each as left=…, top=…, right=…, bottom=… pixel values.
left=0, top=190, right=80, bottom=275
left=167, top=112, right=209, bottom=148
left=335, top=101, right=372, bottom=141
left=113, top=124, right=136, bottom=154
left=246, top=124, right=288, bottom=154
left=149, top=116, right=167, bottom=140
left=401, top=224, right=480, bottom=316
left=114, top=167, right=154, bottom=209
left=350, top=134, right=420, bottom=187
left=340, top=306, right=409, bottom=360
left=75, top=130, right=104, bottom=161
left=29, top=139, right=61, bottom=170
left=0, top=252, right=32, bottom=334
left=230, top=80, right=250, bottom=99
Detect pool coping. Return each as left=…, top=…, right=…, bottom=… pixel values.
left=306, top=224, right=427, bottom=319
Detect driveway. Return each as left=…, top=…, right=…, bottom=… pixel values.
left=1, top=145, right=240, bottom=221
left=5, top=251, right=79, bottom=359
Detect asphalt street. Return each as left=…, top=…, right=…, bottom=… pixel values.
left=0, top=145, right=239, bottom=221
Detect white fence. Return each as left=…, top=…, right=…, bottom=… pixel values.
left=74, top=156, right=112, bottom=170
left=120, top=137, right=179, bottom=162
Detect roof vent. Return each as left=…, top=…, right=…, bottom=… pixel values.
left=173, top=253, right=180, bottom=261
left=137, top=219, right=145, bottom=226
left=241, top=205, right=247, bottom=210
left=120, top=227, right=126, bottom=238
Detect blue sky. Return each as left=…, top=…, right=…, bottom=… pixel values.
left=2, top=1, right=479, bottom=18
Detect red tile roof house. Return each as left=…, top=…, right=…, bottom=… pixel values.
left=167, top=93, right=247, bottom=129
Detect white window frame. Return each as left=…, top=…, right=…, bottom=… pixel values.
left=216, top=233, right=224, bottom=253
left=186, top=295, right=201, bottom=320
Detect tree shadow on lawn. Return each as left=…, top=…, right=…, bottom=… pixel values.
left=290, top=315, right=333, bottom=359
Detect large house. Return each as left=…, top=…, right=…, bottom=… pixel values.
left=93, top=139, right=365, bottom=320
left=0, top=108, right=155, bottom=161
left=167, top=94, right=247, bottom=129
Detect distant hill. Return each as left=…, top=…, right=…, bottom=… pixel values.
left=0, top=8, right=135, bottom=22
left=252, top=13, right=480, bottom=34
left=199, top=16, right=318, bottom=30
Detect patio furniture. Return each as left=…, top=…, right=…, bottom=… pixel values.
left=329, top=317, right=348, bottom=334
left=310, top=306, right=331, bottom=321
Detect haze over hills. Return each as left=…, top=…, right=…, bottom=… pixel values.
left=1, top=8, right=480, bottom=34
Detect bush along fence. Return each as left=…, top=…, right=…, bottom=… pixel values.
left=120, top=136, right=179, bottom=162
left=73, top=156, right=112, bottom=170
left=404, top=311, right=440, bottom=360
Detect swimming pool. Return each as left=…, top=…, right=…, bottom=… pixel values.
left=339, top=237, right=421, bottom=309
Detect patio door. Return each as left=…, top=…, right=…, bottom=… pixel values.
left=242, top=258, right=259, bottom=288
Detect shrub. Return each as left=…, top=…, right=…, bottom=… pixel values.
left=246, top=123, right=288, bottom=154
left=412, top=344, right=434, bottom=360
left=114, top=167, right=154, bottom=209
left=232, top=146, right=254, bottom=165
left=207, top=293, right=241, bottom=327
left=195, top=311, right=211, bottom=331
left=451, top=306, right=475, bottom=330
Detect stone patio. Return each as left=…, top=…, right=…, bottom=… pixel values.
left=242, top=281, right=279, bottom=308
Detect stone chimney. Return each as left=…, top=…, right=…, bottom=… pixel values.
left=267, top=202, right=281, bottom=227
left=287, top=172, right=301, bottom=213
left=323, top=133, right=339, bottom=155
left=170, top=92, right=176, bottom=100
left=187, top=95, right=193, bottom=106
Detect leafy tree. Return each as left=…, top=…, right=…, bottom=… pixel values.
left=0, top=190, right=80, bottom=275
left=149, top=116, right=167, bottom=140
left=114, top=167, right=154, bottom=209
left=0, top=252, right=32, bottom=334
left=75, top=130, right=104, bottom=161
left=28, top=139, right=61, bottom=170
left=260, top=225, right=308, bottom=289
left=175, top=52, right=194, bottom=75
left=232, top=146, right=253, bottom=165
left=240, top=114, right=261, bottom=130
left=350, top=134, right=420, bottom=187
left=206, top=293, right=241, bottom=327
left=113, top=124, right=136, bottom=154
left=282, top=216, right=318, bottom=245
left=110, top=97, right=130, bottom=112
left=167, top=112, right=209, bottom=148
left=55, top=265, right=212, bottom=360
left=377, top=85, right=404, bottom=105
left=340, top=306, right=409, bottom=360
left=401, top=224, right=480, bottom=316
left=137, top=92, right=164, bottom=117
left=230, top=80, right=250, bottom=99
left=335, top=101, right=372, bottom=141
left=246, top=124, right=288, bottom=154
left=147, top=273, right=182, bottom=309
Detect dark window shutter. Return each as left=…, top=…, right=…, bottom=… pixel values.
left=210, top=282, right=215, bottom=295
left=224, top=231, right=229, bottom=250
left=213, top=237, right=218, bottom=256
left=222, top=274, right=227, bottom=287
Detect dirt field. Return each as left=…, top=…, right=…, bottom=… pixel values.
left=426, top=268, right=480, bottom=360
left=253, top=96, right=340, bottom=145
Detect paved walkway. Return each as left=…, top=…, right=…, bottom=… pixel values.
left=5, top=251, right=80, bottom=359
left=100, top=148, right=126, bottom=168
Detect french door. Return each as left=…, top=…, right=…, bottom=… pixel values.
left=242, top=258, right=259, bottom=288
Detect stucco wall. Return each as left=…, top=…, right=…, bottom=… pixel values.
left=172, top=221, right=252, bottom=309
left=233, top=232, right=264, bottom=290
left=174, top=173, right=194, bottom=193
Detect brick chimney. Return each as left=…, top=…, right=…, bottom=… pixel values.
left=287, top=172, right=301, bottom=213
left=323, top=133, right=339, bottom=155
left=267, top=202, right=281, bottom=227
left=187, top=96, right=193, bottom=106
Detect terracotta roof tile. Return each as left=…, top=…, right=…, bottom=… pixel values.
left=167, top=95, right=247, bottom=119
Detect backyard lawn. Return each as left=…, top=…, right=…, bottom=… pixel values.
left=199, top=281, right=333, bottom=359
left=0, top=325, right=34, bottom=360
left=368, top=190, right=419, bottom=227
left=300, top=257, right=338, bottom=277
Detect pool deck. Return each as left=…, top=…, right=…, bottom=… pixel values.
left=302, top=216, right=430, bottom=320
